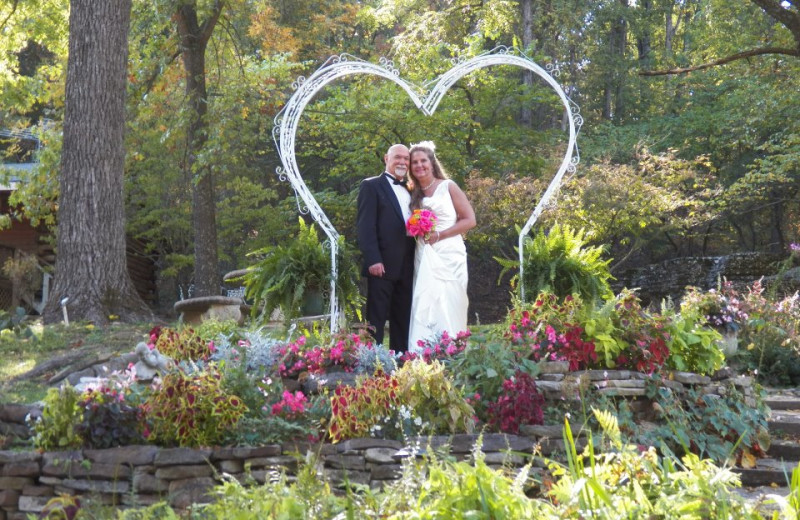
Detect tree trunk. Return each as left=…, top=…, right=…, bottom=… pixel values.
left=43, top=0, right=152, bottom=325
left=175, top=1, right=223, bottom=297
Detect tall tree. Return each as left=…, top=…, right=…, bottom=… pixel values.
left=642, top=0, right=800, bottom=75
left=175, top=0, right=224, bottom=297
left=43, top=0, right=152, bottom=325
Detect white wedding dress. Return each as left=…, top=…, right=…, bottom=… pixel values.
left=408, top=180, right=469, bottom=352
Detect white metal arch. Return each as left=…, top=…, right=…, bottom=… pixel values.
left=273, top=47, right=582, bottom=331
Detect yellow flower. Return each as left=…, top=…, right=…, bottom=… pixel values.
left=108, top=314, right=119, bottom=321
left=85, top=324, right=95, bottom=331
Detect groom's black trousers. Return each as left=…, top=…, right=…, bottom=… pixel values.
left=366, top=270, right=413, bottom=352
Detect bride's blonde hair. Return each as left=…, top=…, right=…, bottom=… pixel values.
left=409, top=141, right=448, bottom=210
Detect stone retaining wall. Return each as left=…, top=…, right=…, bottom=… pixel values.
left=0, top=369, right=755, bottom=518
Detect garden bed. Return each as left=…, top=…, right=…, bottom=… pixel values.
left=0, top=367, right=759, bottom=516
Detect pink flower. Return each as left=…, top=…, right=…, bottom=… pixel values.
left=330, top=344, right=344, bottom=362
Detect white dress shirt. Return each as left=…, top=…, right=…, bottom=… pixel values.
left=385, top=172, right=412, bottom=223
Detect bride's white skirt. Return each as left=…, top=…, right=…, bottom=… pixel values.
left=408, top=238, right=468, bottom=353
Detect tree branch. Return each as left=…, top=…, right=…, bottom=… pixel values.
left=0, top=0, right=18, bottom=32
left=639, top=46, right=800, bottom=76
left=750, top=0, right=800, bottom=41
left=199, top=0, right=224, bottom=46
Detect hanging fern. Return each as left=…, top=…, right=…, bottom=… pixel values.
left=496, top=223, right=613, bottom=303
left=243, top=218, right=362, bottom=324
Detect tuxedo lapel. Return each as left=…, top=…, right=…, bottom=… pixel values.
left=377, top=175, right=405, bottom=223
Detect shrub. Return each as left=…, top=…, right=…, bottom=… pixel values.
left=76, top=386, right=145, bottom=449
left=506, top=294, right=598, bottom=371
left=641, top=383, right=769, bottom=463
left=329, top=371, right=402, bottom=442
left=396, top=359, right=475, bottom=435
left=144, top=365, right=247, bottom=447
left=487, top=371, right=545, bottom=434
left=401, top=329, right=470, bottom=364
left=582, top=290, right=670, bottom=373
left=736, top=280, right=800, bottom=385
left=354, top=341, right=398, bottom=375
left=662, top=310, right=724, bottom=375
left=277, top=329, right=370, bottom=379
left=149, top=326, right=214, bottom=363
left=681, top=282, right=748, bottom=333
left=497, top=223, right=613, bottom=303
left=192, top=319, right=242, bottom=344
left=31, top=383, right=83, bottom=450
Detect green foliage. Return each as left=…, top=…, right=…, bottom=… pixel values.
left=199, top=456, right=356, bottom=519
left=192, top=320, right=243, bottom=344
left=498, top=223, right=613, bottom=304
left=329, top=371, right=402, bottom=442
left=244, top=218, right=363, bottom=323
left=144, top=366, right=247, bottom=447
left=385, top=438, right=552, bottom=519
left=769, top=462, right=800, bottom=519
left=151, top=326, right=213, bottom=363
left=662, top=310, right=725, bottom=375
left=31, top=383, right=83, bottom=450
left=548, top=409, right=762, bottom=519
left=396, top=359, right=475, bottom=436
left=448, top=332, right=538, bottom=422
left=642, top=384, right=769, bottom=464
left=0, top=307, right=35, bottom=338
left=735, top=280, right=800, bottom=386
left=76, top=387, right=145, bottom=449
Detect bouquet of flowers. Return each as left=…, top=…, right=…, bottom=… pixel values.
left=406, top=209, right=437, bottom=240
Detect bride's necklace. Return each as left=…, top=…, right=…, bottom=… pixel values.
left=421, top=179, right=437, bottom=191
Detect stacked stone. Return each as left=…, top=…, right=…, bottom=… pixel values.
left=0, top=367, right=757, bottom=516
left=536, top=362, right=756, bottom=408
left=0, top=405, right=36, bottom=447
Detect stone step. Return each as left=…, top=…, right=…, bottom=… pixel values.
left=768, top=439, right=800, bottom=460
left=735, top=486, right=789, bottom=516
left=765, top=395, right=800, bottom=411
left=734, top=458, right=798, bottom=487
left=768, top=410, right=800, bottom=436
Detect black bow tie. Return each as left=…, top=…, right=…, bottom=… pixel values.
left=388, top=174, right=407, bottom=187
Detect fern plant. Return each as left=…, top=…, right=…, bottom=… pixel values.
left=497, top=223, right=613, bottom=303
left=243, top=218, right=362, bottom=323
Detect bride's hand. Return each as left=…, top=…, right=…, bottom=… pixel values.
left=424, top=231, right=441, bottom=245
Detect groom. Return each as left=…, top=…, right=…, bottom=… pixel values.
left=356, top=144, right=415, bottom=351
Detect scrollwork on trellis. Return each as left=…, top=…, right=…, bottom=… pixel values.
left=272, top=47, right=583, bottom=329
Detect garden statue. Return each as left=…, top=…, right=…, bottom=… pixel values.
left=133, top=342, right=174, bottom=381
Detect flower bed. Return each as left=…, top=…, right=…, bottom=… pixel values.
left=0, top=364, right=761, bottom=516
left=3, top=282, right=796, bottom=515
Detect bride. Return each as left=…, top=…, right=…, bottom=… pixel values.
left=407, top=142, right=476, bottom=353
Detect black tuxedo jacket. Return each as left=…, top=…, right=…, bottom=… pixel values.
left=356, top=174, right=416, bottom=281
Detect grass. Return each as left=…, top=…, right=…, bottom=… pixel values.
left=0, top=319, right=153, bottom=404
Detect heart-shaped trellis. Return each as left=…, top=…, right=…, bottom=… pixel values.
left=273, top=46, right=582, bottom=331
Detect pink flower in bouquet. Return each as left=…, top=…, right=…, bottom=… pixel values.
left=406, top=208, right=437, bottom=239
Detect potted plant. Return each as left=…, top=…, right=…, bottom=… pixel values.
left=243, top=218, right=363, bottom=324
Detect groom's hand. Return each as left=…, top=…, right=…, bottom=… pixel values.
left=368, top=262, right=385, bottom=277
